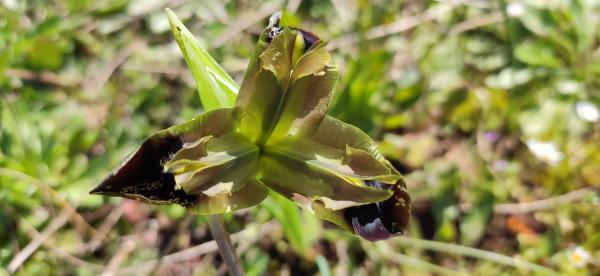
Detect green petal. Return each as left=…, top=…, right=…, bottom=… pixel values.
left=165, top=133, right=260, bottom=195
left=236, top=28, right=295, bottom=143
left=166, top=9, right=237, bottom=111
left=262, top=114, right=410, bottom=241
left=259, top=28, right=295, bottom=88
left=269, top=64, right=338, bottom=139
left=165, top=107, right=240, bottom=143
left=236, top=22, right=331, bottom=144
left=311, top=179, right=411, bottom=241
left=300, top=115, right=392, bottom=166
left=188, top=178, right=269, bottom=215
left=266, top=137, right=394, bottom=181
left=269, top=115, right=400, bottom=182
left=235, top=19, right=273, bottom=110
left=291, top=42, right=331, bottom=81
left=259, top=155, right=392, bottom=210
left=236, top=69, right=282, bottom=143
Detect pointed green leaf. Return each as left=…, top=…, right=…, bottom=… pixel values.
left=167, top=9, right=238, bottom=111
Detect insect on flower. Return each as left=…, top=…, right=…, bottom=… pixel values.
left=90, top=12, right=411, bottom=241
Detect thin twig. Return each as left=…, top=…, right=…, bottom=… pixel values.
left=0, top=168, right=97, bottom=236
left=3, top=68, right=79, bottom=87
left=212, top=2, right=280, bottom=47
left=448, top=11, right=504, bottom=34
left=8, top=208, right=73, bottom=273
left=81, top=203, right=124, bottom=253
left=149, top=214, right=195, bottom=274
left=208, top=215, right=245, bottom=276
left=493, top=187, right=596, bottom=214
left=384, top=252, right=467, bottom=275
left=115, top=221, right=276, bottom=275
left=115, top=235, right=220, bottom=275
left=82, top=40, right=146, bottom=97
left=18, top=218, right=104, bottom=272
left=102, top=239, right=138, bottom=276
left=395, top=236, right=559, bottom=275
left=328, top=0, right=465, bottom=50
left=372, top=242, right=467, bottom=275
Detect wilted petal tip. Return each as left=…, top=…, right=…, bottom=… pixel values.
left=344, top=180, right=411, bottom=241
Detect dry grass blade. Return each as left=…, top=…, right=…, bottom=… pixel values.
left=4, top=68, right=79, bottom=87
left=459, top=187, right=596, bottom=214
left=114, top=222, right=276, bottom=275
left=81, top=204, right=124, bottom=254
left=328, top=0, right=465, bottom=49
left=373, top=242, right=468, bottom=275
left=8, top=208, right=73, bottom=273
left=212, top=2, right=280, bottom=47
left=494, top=187, right=596, bottom=214
left=394, top=236, right=559, bottom=275
left=82, top=40, right=146, bottom=97
left=18, top=215, right=104, bottom=272
left=449, top=11, right=504, bottom=34
left=102, top=239, right=138, bottom=276
left=0, top=168, right=97, bottom=236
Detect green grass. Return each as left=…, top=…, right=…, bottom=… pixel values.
left=1, top=0, right=599, bottom=275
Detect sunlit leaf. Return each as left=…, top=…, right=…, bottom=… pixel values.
left=270, top=64, right=338, bottom=139
left=166, top=8, right=237, bottom=111
left=259, top=155, right=393, bottom=209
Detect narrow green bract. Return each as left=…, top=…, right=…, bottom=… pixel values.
left=166, top=9, right=237, bottom=111
left=91, top=12, right=411, bottom=241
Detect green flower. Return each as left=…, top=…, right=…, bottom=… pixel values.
left=91, top=14, right=410, bottom=241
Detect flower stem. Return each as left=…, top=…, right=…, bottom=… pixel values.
left=208, top=215, right=245, bottom=276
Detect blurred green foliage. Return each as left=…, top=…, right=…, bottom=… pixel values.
left=1, top=0, right=600, bottom=275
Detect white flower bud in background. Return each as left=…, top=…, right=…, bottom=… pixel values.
left=506, top=2, right=526, bottom=17
left=575, top=101, right=600, bottom=122
left=526, top=140, right=563, bottom=165
left=568, top=246, right=591, bottom=268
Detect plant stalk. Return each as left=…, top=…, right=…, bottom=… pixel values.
left=208, top=215, right=245, bottom=276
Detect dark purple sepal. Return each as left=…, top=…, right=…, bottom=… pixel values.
left=297, top=29, right=320, bottom=52
left=344, top=180, right=411, bottom=241
left=90, top=134, right=195, bottom=206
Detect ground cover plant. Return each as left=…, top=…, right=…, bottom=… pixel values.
left=1, top=0, right=599, bottom=275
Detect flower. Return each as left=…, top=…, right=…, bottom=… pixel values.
left=526, top=140, right=563, bottom=165
left=90, top=13, right=410, bottom=241
left=568, top=246, right=591, bottom=268
left=506, top=2, right=526, bottom=17
left=575, top=101, right=600, bottom=122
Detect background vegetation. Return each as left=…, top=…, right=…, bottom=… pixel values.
left=1, top=0, right=600, bottom=275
